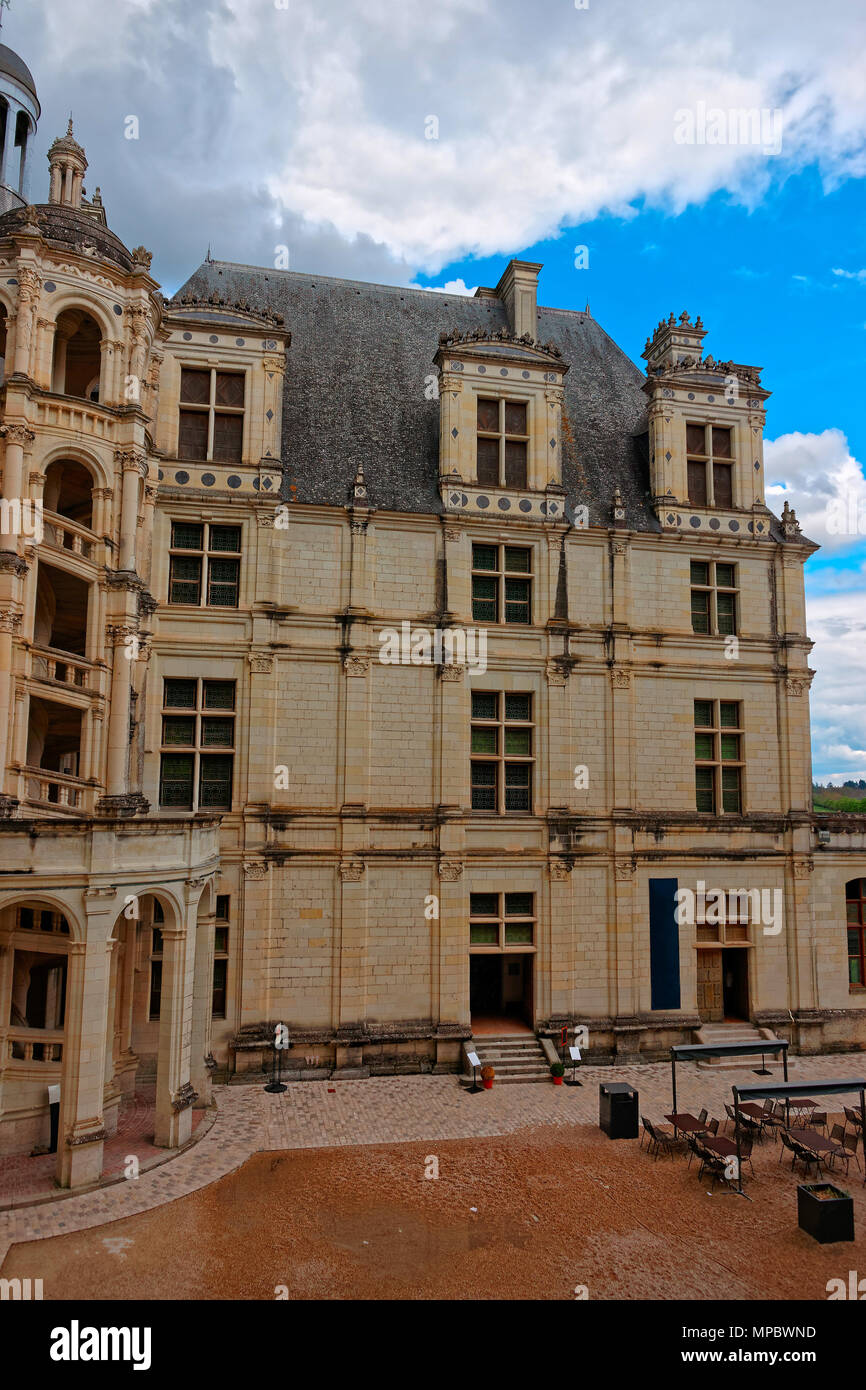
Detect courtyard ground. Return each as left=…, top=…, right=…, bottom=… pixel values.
left=1, top=1053, right=865, bottom=1299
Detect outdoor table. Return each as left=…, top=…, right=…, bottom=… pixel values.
left=788, top=1127, right=841, bottom=1157
left=665, top=1112, right=707, bottom=1137
left=788, top=1099, right=818, bottom=1123
left=738, top=1102, right=767, bottom=1122
left=702, top=1135, right=738, bottom=1157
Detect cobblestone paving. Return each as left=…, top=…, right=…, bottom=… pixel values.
left=2, top=1051, right=864, bottom=1271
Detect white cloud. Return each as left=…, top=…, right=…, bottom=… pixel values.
left=764, top=428, right=866, bottom=550
left=832, top=267, right=866, bottom=281
left=8, top=0, right=866, bottom=279
left=420, top=279, right=478, bottom=296
left=804, top=585, right=866, bottom=779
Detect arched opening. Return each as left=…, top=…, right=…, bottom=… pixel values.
left=846, top=878, right=866, bottom=987
left=52, top=308, right=102, bottom=400
left=34, top=560, right=89, bottom=655
left=0, top=99, right=9, bottom=185
left=3, top=901, right=71, bottom=1064
left=14, top=110, right=30, bottom=194
left=44, top=458, right=94, bottom=529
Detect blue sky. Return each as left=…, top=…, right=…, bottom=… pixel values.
left=9, top=0, right=866, bottom=780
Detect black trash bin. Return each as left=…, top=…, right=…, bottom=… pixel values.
left=599, top=1081, right=639, bottom=1139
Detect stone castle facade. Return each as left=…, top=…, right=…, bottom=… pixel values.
left=1, top=42, right=865, bottom=1186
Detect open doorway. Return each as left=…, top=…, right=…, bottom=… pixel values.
left=722, top=949, right=750, bottom=1021
left=469, top=953, right=534, bottom=1033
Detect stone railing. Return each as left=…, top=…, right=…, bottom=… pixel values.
left=41, top=509, right=97, bottom=561
left=6, top=1027, right=64, bottom=1064
left=21, top=765, right=95, bottom=813
left=29, top=644, right=93, bottom=690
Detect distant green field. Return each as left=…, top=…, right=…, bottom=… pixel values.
left=813, top=785, right=866, bottom=813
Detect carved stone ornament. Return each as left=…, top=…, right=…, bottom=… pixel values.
left=549, top=859, right=573, bottom=880
left=248, top=653, right=274, bottom=674
left=443, top=527, right=462, bottom=543
left=610, top=668, right=631, bottom=688
left=0, top=607, right=22, bottom=633
left=66, top=1126, right=107, bottom=1148
left=439, top=663, right=465, bottom=682
left=438, top=860, right=463, bottom=881
left=793, top=859, right=814, bottom=879
left=131, top=246, right=153, bottom=271
left=786, top=678, right=807, bottom=697
left=343, top=656, right=370, bottom=676
left=256, top=511, right=276, bottom=528
left=546, top=662, right=568, bottom=687
left=614, top=859, right=635, bottom=880
left=339, top=860, right=365, bottom=882
left=1, top=423, right=36, bottom=447
left=243, top=861, right=268, bottom=881
left=171, top=1081, right=198, bottom=1113
left=0, top=552, right=28, bottom=578
left=114, top=448, right=148, bottom=476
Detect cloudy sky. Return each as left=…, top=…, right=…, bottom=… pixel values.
left=7, top=0, right=866, bottom=779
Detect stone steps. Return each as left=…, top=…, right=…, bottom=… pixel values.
left=694, top=1023, right=786, bottom=1069
left=467, top=1032, right=551, bottom=1084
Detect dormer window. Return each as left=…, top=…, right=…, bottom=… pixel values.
left=178, top=368, right=245, bottom=464
left=476, top=398, right=528, bottom=488
left=687, top=423, right=733, bottom=507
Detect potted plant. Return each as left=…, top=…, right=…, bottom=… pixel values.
left=550, top=1061, right=565, bottom=1086
left=480, top=1065, right=495, bottom=1090
left=797, top=1182, right=855, bottom=1244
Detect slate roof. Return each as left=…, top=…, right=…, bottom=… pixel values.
left=176, top=260, right=656, bottom=529
left=0, top=44, right=39, bottom=109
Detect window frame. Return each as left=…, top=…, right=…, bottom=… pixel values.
left=168, top=520, right=242, bottom=609
left=690, top=558, right=738, bottom=636
left=177, top=366, right=246, bottom=464
left=475, top=395, right=530, bottom=489
left=159, top=677, right=236, bottom=812
left=470, top=691, right=534, bottom=815
left=468, top=891, right=537, bottom=952
left=846, top=878, right=866, bottom=989
left=471, top=543, right=533, bottom=624
left=686, top=422, right=736, bottom=508
left=694, top=698, right=744, bottom=814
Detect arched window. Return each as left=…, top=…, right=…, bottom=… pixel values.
left=846, top=879, right=866, bottom=986
left=52, top=308, right=103, bottom=400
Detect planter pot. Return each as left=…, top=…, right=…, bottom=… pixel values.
left=552, top=1076, right=563, bottom=1085
left=482, top=1079, right=493, bottom=1090
left=797, top=1183, right=854, bottom=1244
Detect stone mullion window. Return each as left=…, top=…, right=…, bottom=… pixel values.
left=159, top=677, right=235, bottom=811
left=470, top=691, right=534, bottom=814
left=476, top=397, right=529, bottom=489
left=468, top=891, right=536, bottom=950
left=694, top=698, right=744, bottom=814
left=168, top=521, right=241, bottom=608
left=471, top=543, right=532, bottom=624
left=690, top=559, right=738, bottom=635
left=178, top=367, right=245, bottom=464
left=686, top=423, right=734, bottom=507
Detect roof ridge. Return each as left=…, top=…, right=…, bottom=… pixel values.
left=200, top=259, right=488, bottom=301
